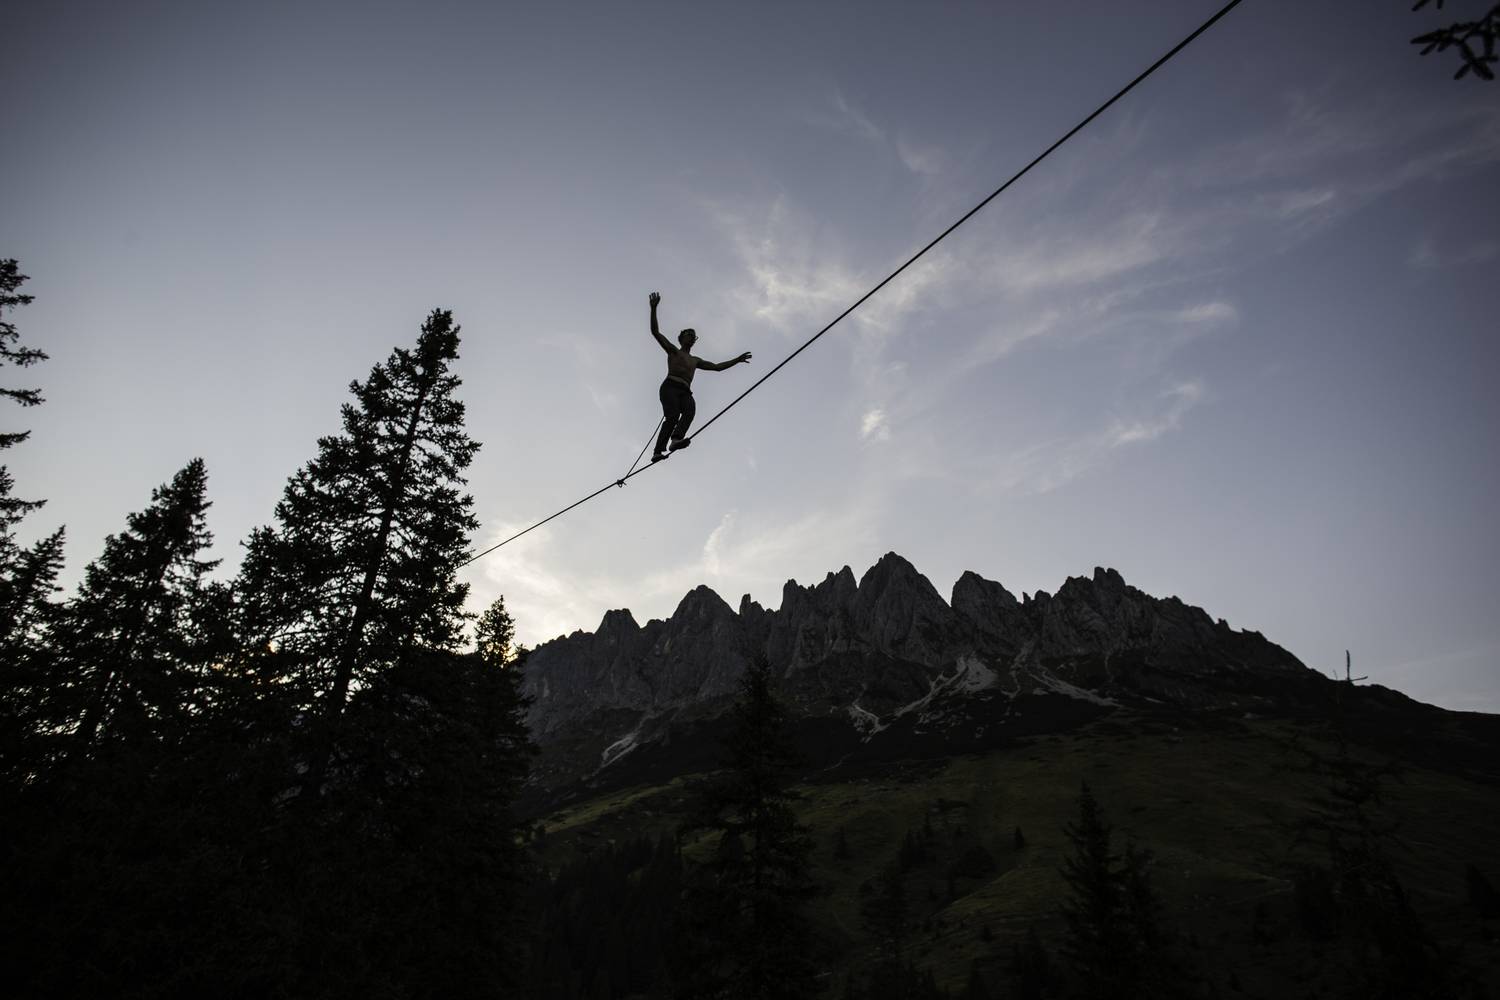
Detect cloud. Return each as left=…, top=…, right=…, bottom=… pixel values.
left=962, top=308, right=1064, bottom=369
left=1173, top=301, right=1237, bottom=325
left=1105, top=381, right=1203, bottom=448
left=467, top=518, right=717, bottom=645
left=1409, top=237, right=1498, bottom=269
left=584, top=381, right=619, bottom=415
left=712, top=195, right=953, bottom=344
left=1186, top=97, right=1500, bottom=239
left=974, top=379, right=1207, bottom=496
left=799, top=91, right=883, bottom=142
left=702, top=510, right=736, bottom=576
left=896, top=136, right=946, bottom=176
left=712, top=196, right=861, bottom=333
left=469, top=503, right=879, bottom=647
left=860, top=408, right=890, bottom=442
left=983, top=213, right=1170, bottom=296
left=681, top=504, right=878, bottom=597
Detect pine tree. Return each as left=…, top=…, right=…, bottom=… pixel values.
left=0, top=526, right=64, bottom=778
left=0, top=525, right=64, bottom=651
left=0, top=259, right=47, bottom=551
left=0, top=259, right=62, bottom=788
left=476, top=594, right=517, bottom=665
left=0, top=258, right=52, bottom=653
left=0, top=258, right=46, bottom=454
left=53, top=458, right=219, bottom=749
left=678, top=656, right=821, bottom=999
left=1058, top=782, right=1182, bottom=1000
left=236, top=308, right=480, bottom=716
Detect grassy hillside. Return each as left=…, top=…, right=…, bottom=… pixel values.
left=532, top=711, right=1500, bottom=996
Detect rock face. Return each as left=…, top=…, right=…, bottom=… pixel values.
left=519, top=554, right=1317, bottom=794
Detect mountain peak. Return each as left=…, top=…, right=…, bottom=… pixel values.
left=857, top=552, right=941, bottom=601
left=597, top=608, right=639, bottom=635
left=952, top=570, right=1020, bottom=626
left=1093, top=566, right=1126, bottom=588
left=673, top=584, right=735, bottom=621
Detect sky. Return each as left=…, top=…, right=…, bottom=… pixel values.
left=4, top=1, right=1498, bottom=713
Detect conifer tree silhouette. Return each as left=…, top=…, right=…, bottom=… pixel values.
left=0, top=259, right=65, bottom=785
left=1058, top=782, right=1185, bottom=1000
left=0, top=258, right=46, bottom=456
left=0, top=259, right=58, bottom=670
left=57, top=458, right=219, bottom=749
left=0, top=525, right=64, bottom=784
left=678, top=656, right=820, bottom=999
left=236, top=308, right=480, bottom=716
left=475, top=594, right=518, bottom=665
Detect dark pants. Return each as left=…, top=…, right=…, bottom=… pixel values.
left=657, top=378, right=695, bottom=454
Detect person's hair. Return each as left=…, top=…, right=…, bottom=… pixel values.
left=678, top=328, right=697, bottom=346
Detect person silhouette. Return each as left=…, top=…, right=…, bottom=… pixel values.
left=647, top=291, right=751, bottom=462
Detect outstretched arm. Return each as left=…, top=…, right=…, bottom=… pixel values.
left=648, top=292, right=674, bottom=354
left=699, top=351, right=753, bottom=372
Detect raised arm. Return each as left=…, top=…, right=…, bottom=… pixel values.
left=699, top=351, right=753, bottom=372
left=648, top=292, right=674, bottom=354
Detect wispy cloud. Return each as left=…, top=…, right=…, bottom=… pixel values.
left=714, top=196, right=861, bottom=333
left=1185, top=96, right=1500, bottom=241
left=702, top=510, right=736, bottom=576
left=799, top=91, right=883, bottom=142
left=1409, top=237, right=1498, bottom=269
left=1173, top=301, right=1237, bottom=325
left=712, top=195, right=953, bottom=344
left=971, top=378, right=1207, bottom=496
left=1105, top=380, right=1203, bottom=447
left=896, top=136, right=946, bottom=176
left=860, top=407, right=890, bottom=442
left=983, top=213, right=1170, bottom=296
left=799, top=92, right=956, bottom=181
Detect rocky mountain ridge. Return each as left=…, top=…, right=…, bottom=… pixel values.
left=519, top=554, right=1322, bottom=794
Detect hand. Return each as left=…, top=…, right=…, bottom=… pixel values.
left=649, top=292, right=661, bottom=308
left=736, top=352, right=752, bottom=364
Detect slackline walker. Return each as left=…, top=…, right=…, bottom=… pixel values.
left=646, top=291, right=753, bottom=463
left=460, top=0, right=1245, bottom=569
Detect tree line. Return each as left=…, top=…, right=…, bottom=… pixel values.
left=1, top=260, right=533, bottom=997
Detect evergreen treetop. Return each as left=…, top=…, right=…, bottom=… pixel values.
left=57, top=458, right=220, bottom=748
left=1, top=259, right=48, bottom=545
left=0, top=258, right=46, bottom=432
left=236, top=308, right=480, bottom=714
